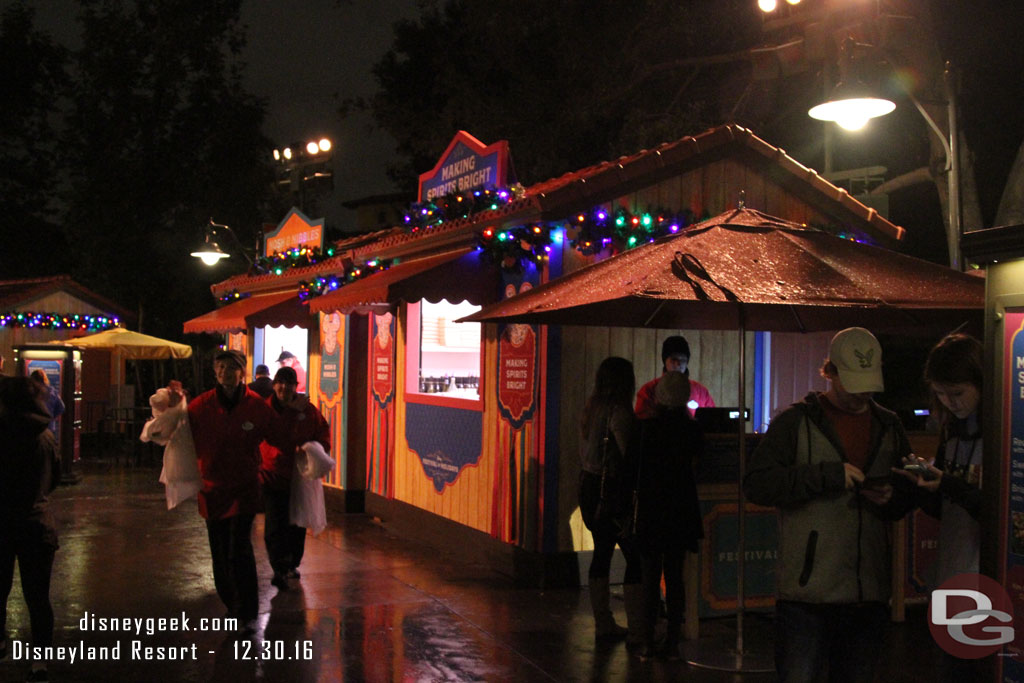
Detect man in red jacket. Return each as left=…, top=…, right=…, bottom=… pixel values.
left=634, top=336, right=715, bottom=419
left=169, top=349, right=275, bottom=633
left=260, top=366, right=330, bottom=590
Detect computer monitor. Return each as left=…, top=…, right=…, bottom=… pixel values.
left=694, top=407, right=750, bottom=433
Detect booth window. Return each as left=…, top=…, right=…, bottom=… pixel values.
left=407, top=299, right=481, bottom=399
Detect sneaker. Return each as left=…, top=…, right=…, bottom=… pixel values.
left=26, top=667, right=49, bottom=682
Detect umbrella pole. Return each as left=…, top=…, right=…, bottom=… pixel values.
left=737, top=319, right=746, bottom=656
left=686, top=314, right=773, bottom=672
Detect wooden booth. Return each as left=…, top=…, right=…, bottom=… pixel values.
left=187, top=125, right=980, bottom=632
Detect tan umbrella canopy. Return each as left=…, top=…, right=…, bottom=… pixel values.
left=462, top=207, right=983, bottom=333
left=58, top=327, right=193, bottom=358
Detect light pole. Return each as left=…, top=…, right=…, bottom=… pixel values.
left=190, top=219, right=256, bottom=267
left=272, top=137, right=334, bottom=213
left=808, top=40, right=963, bottom=270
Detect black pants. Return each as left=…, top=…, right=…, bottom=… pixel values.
left=0, top=531, right=56, bottom=648
left=205, top=514, right=258, bottom=621
left=640, top=545, right=686, bottom=644
left=263, top=486, right=306, bottom=575
left=579, top=471, right=641, bottom=583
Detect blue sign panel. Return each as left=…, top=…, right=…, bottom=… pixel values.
left=406, top=402, right=483, bottom=492
left=418, top=131, right=510, bottom=202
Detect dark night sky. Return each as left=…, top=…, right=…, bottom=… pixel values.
left=239, top=0, right=419, bottom=229
left=9, top=1, right=1024, bottom=240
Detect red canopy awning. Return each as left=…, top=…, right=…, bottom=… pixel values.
left=462, top=208, right=983, bottom=334
left=184, top=291, right=310, bottom=334
left=309, top=249, right=501, bottom=314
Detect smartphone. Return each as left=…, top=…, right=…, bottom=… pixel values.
left=903, top=463, right=936, bottom=481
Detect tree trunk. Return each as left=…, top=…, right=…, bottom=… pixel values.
left=995, top=141, right=1024, bottom=227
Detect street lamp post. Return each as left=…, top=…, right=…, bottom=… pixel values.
left=273, top=137, right=334, bottom=213
left=809, top=41, right=963, bottom=270
left=190, top=219, right=256, bottom=267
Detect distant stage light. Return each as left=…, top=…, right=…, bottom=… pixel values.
left=318, top=138, right=332, bottom=153
left=273, top=149, right=281, bottom=161
left=306, top=141, right=320, bottom=155
left=283, top=147, right=292, bottom=160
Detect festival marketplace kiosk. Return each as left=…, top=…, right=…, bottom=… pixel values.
left=187, top=126, right=976, bottom=638
left=298, top=125, right=973, bottom=631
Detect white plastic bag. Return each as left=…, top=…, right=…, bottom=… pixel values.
left=289, top=441, right=335, bottom=535
left=295, top=440, right=334, bottom=479
left=141, top=388, right=202, bottom=510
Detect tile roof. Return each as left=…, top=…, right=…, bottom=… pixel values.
left=211, top=123, right=905, bottom=297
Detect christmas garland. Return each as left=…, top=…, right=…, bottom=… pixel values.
left=403, top=185, right=525, bottom=232
left=0, top=312, right=120, bottom=331
left=568, top=207, right=699, bottom=255
left=474, top=205, right=704, bottom=268
left=253, top=244, right=338, bottom=276
left=298, top=258, right=394, bottom=302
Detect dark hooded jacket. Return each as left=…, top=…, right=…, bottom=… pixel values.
left=0, top=375, right=60, bottom=546
left=743, top=392, right=915, bottom=603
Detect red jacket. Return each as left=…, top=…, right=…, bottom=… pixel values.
left=259, top=396, right=330, bottom=489
left=634, top=375, right=715, bottom=419
left=187, top=386, right=276, bottom=519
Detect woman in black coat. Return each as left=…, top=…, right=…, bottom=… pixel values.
left=1, top=375, right=61, bottom=681
left=636, top=371, right=704, bottom=660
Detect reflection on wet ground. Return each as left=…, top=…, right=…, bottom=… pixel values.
left=1, top=461, right=942, bottom=682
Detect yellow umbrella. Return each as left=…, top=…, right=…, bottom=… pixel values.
left=58, top=327, right=193, bottom=359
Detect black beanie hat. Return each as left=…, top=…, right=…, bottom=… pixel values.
left=661, top=336, right=691, bottom=362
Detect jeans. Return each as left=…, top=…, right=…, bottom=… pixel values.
left=579, top=471, right=641, bottom=583
left=205, top=514, right=258, bottom=621
left=774, top=600, right=887, bottom=683
left=0, top=530, right=56, bottom=648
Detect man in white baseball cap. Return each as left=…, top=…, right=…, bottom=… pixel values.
left=829, top=326, right=885, bottom=396
left=744, top=326, right=916, bottom=682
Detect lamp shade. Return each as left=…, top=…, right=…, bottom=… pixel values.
left=190, top=237, right=230, bottom=266
left=808, top=79, right=895, bottom=131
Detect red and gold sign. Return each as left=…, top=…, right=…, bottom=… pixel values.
left=497, top=323, right=536, bottom=427
left=371, top=312, right=394, bottom=407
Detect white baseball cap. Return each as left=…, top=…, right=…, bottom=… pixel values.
left=829, top=327, right=884, bottom=394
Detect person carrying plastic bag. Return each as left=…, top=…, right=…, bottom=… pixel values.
left=140, top=382, right=201, bottom=510
left=259, top=366, right=331, bottom=591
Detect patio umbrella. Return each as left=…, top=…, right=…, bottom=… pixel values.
left=55, top=327, right=193, bottom=405
left=462, top=206, right=983, bottom=670
left=60, top=327, right=193, bottom=359
left=462, top=207, right=982, bottom=333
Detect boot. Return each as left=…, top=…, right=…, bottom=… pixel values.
left=589, top=577, right=627, bottom=639
left=662, top=591, right=684, bottom=660
left=662, top=620, right=682, bottom=660
left=622, top=583, right=647, bottom=650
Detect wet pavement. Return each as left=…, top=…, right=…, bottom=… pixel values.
left=1, top=459, right=943, bottom=682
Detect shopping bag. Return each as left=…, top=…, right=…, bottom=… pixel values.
left=141, top=389, right=202, bottom=510
left=290, top=472, right=327, bottom=535
left=289, top=441, right=335, bottom=535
